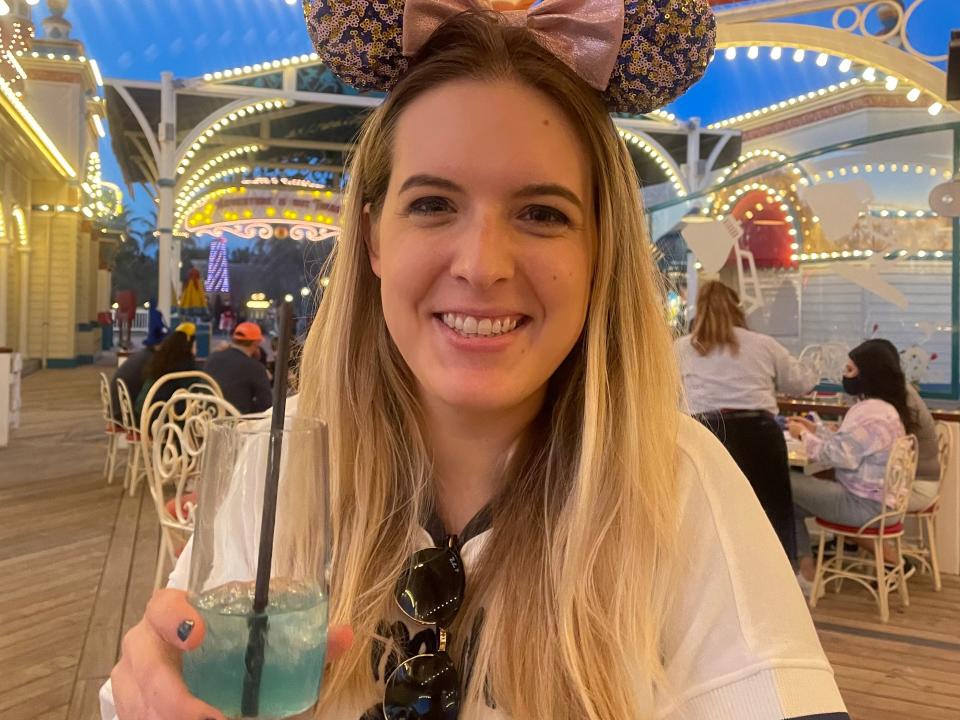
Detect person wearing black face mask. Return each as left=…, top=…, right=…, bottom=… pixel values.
left=851, top=339, right=941, bottom=513
left=841, top=373, right=864, bottom=397
left=786, top=340, right=916, bottom=597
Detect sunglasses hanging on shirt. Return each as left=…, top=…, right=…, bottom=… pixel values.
left=383, top=537, right=466, bottom=720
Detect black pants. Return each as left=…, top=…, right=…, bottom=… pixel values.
left=698, top=411, right=797, bottom=563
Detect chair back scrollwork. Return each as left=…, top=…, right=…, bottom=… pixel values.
left=115, top=379, right=137, bottom=436
left=877, top=434, right=918, bottom=532
left=148, top=390, right=239, bottom=531
left=934, top=422, right=950, bottom=488
left=99, top=373, right=114, bottom=425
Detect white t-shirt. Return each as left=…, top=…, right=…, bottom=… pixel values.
left=100, top=410, right=848, bottom=720
left=676, top=327, right=818, bottom=416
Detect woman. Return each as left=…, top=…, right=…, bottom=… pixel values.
left=860, top=339, right=941, bottom=512
left=133, top=322, right=197, bottom=422
left=104, top=8, right=849, bottom=720
left=676, top=281, right=818, bottom=561
left=788, top=340, right=912, bottom=595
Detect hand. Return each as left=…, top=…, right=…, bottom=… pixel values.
left=112, top=589, right=354, bottom=720
left=787, top=417, right=816, bottom=439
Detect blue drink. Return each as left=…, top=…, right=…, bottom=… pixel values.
left=183, top=580, right=328, bottom=719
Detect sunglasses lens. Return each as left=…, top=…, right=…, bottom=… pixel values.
left=384, top=652, right=460, bottom=720
left=395, top=547, right=465, bottom=627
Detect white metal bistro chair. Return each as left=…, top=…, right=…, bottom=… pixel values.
left=115, top=378, right=146, bottom=495
left=903, top=422, right=951, bottom=591
left=125, top=371, right=223, bottom=497
left=808, top=434, right=918, bottom=622
left=99, top=372, right=124, bottom=485
left=141, top=386, right=237, bottom=589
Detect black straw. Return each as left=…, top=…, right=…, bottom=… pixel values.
left=241, top=300, right=294, bottom=716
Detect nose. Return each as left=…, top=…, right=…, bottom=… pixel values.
left=449, top=209, right=515, bottom=289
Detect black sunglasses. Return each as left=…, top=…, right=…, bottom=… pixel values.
left=383, top=537, right=466, bottom=720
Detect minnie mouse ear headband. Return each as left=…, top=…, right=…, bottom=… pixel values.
left=303, top=0, right=716, bottom=115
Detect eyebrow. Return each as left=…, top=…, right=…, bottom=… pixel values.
left=514, top=183, right=583, bottom=211
left=398, top=174, right=584, bottom=211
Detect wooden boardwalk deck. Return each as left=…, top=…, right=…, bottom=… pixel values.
left=1, top=365, right=958, bottom=720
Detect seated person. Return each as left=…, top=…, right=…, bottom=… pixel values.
left=203, top=322, right=273, bottom=415
left=133, top=323, right=198, bottom=423
left=858, top=339, right=941, bottom=512
left=110, top=325, right=165, bottom=422
left=787, top=339, right=914, bottom=595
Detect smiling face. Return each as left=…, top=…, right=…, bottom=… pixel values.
left=367, top=79, right=594, bottom=415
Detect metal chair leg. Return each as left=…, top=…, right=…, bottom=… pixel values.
left=925, top=515, right=942, bottom=592
left=153, top=530, right=172, bottom=591
left=874, top=538, right=889, bottom=623
left=810, top=531, right=826, bottom=609
left=895, top=537, right=910, bottom=608
left=102, top=435, right=112, bottom=482
left=834, top=537, right=846, bottom=593
left=128, top=443, right=142, bottom=497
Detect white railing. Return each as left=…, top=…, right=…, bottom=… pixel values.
left=113, top=308, right=150, bottom=335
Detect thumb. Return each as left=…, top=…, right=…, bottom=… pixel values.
left=145, top=588, right=207, bottom=652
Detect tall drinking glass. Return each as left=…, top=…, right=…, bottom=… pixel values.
left=182, top=414, right=330, bottom=719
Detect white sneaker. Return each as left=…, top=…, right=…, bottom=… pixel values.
left=796, top=571, right=824, bottom=599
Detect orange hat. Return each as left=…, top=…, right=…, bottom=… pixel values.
left=233, top=322, right=263, bottom=342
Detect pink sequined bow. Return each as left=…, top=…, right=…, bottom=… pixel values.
left=402, top=0, right=625, bottom=91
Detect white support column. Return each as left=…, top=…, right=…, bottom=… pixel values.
left=17, top=245, right=29, bottom=357
left=685, top=117, right=701, bottom=197
left=0, top=220, right=8, bottom=348
left=0, top=238, right=9, bottom=349
left=0, top=165, right=9, bottom=348
left=157, top=71, right=177, bottom=324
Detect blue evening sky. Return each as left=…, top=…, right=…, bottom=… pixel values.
left=50, top=0, right=960, bottom=223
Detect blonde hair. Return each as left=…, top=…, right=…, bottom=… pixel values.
left=690, top=280, right=747, bottom=356
left=281, top=13, right=682, bottom=719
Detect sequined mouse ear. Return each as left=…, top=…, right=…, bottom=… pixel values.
left=303, top=0, right=409, bottom=93
left=602, top=0, right=716, bottom=115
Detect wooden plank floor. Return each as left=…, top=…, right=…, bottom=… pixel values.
left=0, top=365, right=159, bottom=720
left=1, top=365, right=959, bottom=720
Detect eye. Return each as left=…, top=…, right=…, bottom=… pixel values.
left=519, top=204, right=570, bottom=226
left=408, top=196, right=453, bottom=215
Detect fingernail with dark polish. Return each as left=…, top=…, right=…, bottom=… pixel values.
left=177, top=619, right=195, bottom=642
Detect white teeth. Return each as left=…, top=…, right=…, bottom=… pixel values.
left=440, top=313, right=522, bottom=337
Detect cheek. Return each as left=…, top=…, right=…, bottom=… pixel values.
left=535, top=250, right=592, bottom=332
left=378, top=232, right=445, bottom=326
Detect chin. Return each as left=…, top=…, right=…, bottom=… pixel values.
left=427, top=374, right=535, bottom=414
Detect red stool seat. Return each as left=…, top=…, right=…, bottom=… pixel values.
left=165, top=491, right=198, bottom=522
left=815, top=518, right=903, bottom=536
left=910, top=503, right=938, bottom=515
left=126, top=430, right=141, bottom=441
left=105, top=422, right=123, bottom=433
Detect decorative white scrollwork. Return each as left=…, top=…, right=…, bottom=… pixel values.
left=832, top=0, right=946, bottom=63
left=192, top=220, right=341, bottom=242
left=150, top=389, right=238, bottom=527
